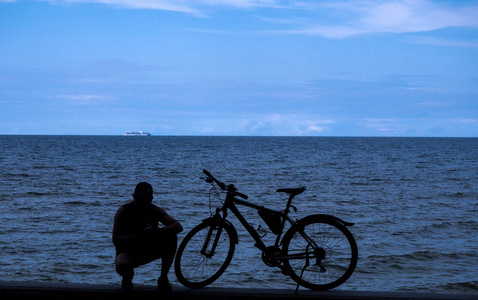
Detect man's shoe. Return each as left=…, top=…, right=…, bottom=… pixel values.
left=121, top=277, right=133, bottom=290
left=157, top=276, right=172, bottom=292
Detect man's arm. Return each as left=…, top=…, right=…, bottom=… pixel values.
left=112, top=206, right=136, bottom=247
left=155, top=206, right=183, bottom=235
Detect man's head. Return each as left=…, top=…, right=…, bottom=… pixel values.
left=133, top=182, right=153, bottom=208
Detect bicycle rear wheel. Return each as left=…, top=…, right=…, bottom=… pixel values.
left=282, top=216, right=358, bottom=290
left=175, top=221, right=236, bottom=288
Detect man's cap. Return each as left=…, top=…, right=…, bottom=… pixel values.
left=134, top=182, right=153, bottom=196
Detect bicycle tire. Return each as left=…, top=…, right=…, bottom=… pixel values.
left=175, top=221, right=236, bottom=288
left=282, top=215, right=358, bottom=290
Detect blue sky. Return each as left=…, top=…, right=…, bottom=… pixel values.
left=1, top=0, right=477, bottom=136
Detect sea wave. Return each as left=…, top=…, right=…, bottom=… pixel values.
left=438, top=281, right=478, bottom=293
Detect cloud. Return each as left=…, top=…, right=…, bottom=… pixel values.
left=31, top=0, right=280, bottom=15
left=9, top=1, right=478, bottom=38
left=83, top=0, right=200, bottom=14
left=305, top=125, right=326, bottom=133
left=235, top=114, right=334, bottom=135
left=359, top=118, right=405, bottom=135
left=281, top=0, right=478, bottom=38
left=362, top=0, right=478, bottom=30
left=53, top=94, right=109, bottom=102
left=407, top=36, right=478, bottom=48
left=458, top=119, right=478, bottom=125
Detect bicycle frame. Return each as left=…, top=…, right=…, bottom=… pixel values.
left=201, top=169, right=330, bottom=262
left=214, top=189, right=300, bottom=254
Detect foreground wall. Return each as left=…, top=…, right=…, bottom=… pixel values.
left=0, top=281, right=474, bottom=300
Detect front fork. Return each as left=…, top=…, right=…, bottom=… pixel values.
left=201, top=224, right=224, bottom=258
left=200, top=208, right=233, bottom=258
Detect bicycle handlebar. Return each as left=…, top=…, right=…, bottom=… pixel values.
left=235, top=191, right=249, bottom=200
left=203, top=169, right=225, bottom=189
left=203, top=169, right=248, bottom=200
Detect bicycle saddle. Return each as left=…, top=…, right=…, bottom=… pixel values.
left=276, top=186, right=306, bottom=196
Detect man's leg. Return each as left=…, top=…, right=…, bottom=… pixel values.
left=115, top=252, right=134, bottom=290
left=159, top=232, right=178, bottom=279
left=125, top=233, right=178, bottom=290
left=135, top=233, right=178, bottom=276
left=153, top=233, right=178, bottom=291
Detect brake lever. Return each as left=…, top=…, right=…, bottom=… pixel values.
left=290, top=205, right=298, bottom=212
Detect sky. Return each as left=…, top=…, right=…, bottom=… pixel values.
left=1, top=0, right=477, bottom=136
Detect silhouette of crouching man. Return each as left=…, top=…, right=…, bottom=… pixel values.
left=113, top=182, right=183, bottom=291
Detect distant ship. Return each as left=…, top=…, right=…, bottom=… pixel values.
left=124, top=131, right=151, bottom=136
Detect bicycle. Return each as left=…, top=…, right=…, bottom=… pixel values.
left=174, top=170, right=358, bottom=291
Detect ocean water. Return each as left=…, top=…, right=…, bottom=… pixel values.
left=0, top=136, right=477, bottom=294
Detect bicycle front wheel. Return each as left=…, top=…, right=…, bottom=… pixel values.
left=175, top=221, right=236, bottom=288
left=282, top=216, right=358, bottom=290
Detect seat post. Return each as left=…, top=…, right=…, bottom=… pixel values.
left=285, top=194, right=295, bottom=214
left=277, top=186, right=305, bottom=214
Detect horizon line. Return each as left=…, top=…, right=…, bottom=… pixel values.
left=0, top=134, right=477, bottom=138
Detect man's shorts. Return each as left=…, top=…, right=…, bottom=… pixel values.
left=115, top=233, right=177, bottom=267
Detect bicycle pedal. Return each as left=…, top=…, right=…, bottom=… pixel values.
left=281, top=269, right=290, bottom=276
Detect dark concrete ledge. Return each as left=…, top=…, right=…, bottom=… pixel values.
left=0, top=281, right=475, bottom=300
